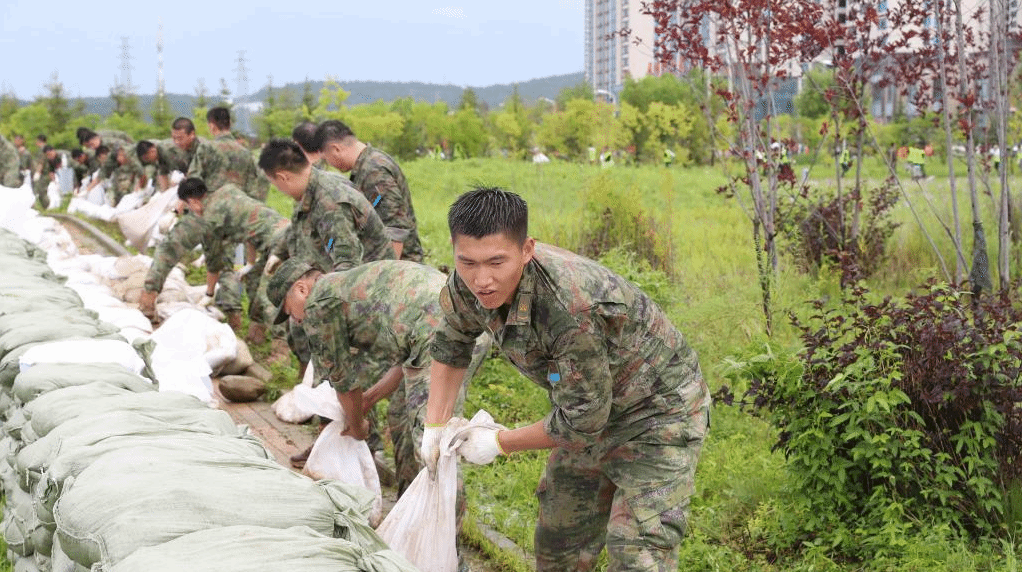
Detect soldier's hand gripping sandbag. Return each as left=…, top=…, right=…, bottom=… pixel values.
left=455, top=425, right=505, bottom=465
left=419, top=425, right=443, bottom=479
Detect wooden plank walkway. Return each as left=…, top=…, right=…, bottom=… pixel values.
left=211, top=379, right=318, bottom=468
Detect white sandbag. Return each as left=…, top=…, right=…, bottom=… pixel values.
left=18, top=339, right=145, bottom=376
left=46, top=182, right=60, bottom=213
left=303, top=419, right=383, bottom=528
left=272, top=363, right=342, bottom=424
left=98, top=525, right=418, bottom=572
left=116, top=186, right=178, bottom=251
left=147, top=308, right=241, bottom=403
left=0, top=184, right=37, bottom=237
left=376, top=413, right=482, bottom=572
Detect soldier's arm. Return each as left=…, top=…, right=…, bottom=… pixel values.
left=426, top=282, right=485, bottom=424
left=143, top=218, right=203, bottom=293
left=317, top=203, right=364, bottom=272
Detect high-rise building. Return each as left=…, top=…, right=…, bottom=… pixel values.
left=584, top=0, right=659, bottom=102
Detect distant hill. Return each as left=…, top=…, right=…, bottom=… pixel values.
left=18, top=72, right=586, bottom=127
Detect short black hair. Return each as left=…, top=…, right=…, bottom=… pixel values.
left=172, top=117, right=195, bottom=133
left=36, top=134, right=47, bottom=143
left=291, top=121, right=320, bottom=153
left=448, top=187, right=528, bottom=245
left=258, top=138, right=309, bottom=175
left=206, top=107, right=231, bottom=130
left=177, top=177, right=209, bottom=201
left=95, top=144, right=110, bottom=156
left=71, top=149, right=86, bottom=161
left=136, top=140, right=156, bottom=161
left=77, top=128, right=98, bottom=145
left=313, top=119, right=356, bottom=150
left=42, top=145, right=54, bottom=153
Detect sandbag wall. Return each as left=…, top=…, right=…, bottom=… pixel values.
left=0, top=228, right=419, bottom=572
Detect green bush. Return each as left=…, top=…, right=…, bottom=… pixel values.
left=717, top=282, right=1022, bottom=558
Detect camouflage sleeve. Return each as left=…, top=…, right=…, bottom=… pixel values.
left=253, top=172, right=269, bottom=202
left=363, top=170, right=412, bottom=243
left=101, top=150, right=118, bottom=179
left=305, top=297, right=358, bottom=391
left=541, top=310, right=615, bottom=450
left=430, top=279, right=484, bottom=369
left=317, top=203, right=364, bottom=272
left=143, top=215, right=204, bottom=292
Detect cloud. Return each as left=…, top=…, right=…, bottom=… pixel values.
left=432, top=7, right=466, bottom=18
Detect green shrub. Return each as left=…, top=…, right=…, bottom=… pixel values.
left=717, top=282, right=1022, bottom=558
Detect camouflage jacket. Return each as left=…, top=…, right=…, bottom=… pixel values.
left=210, top=133, right=264, bottom=201
left=349, top=145, right=424, bottom=262
left=96, top=130, right=137, bottom=178
left=39, top=150, right=71, bottom=178
left=200, top=183, right=286, bottom=273
left=144, top=212, right=211, bottom=292
left=304, top=260, right=446, bottom=392
left=431, top=242, right=708, bottom=450
left=0, top=136, right=23, bottom=188
left=149, top=138, right=190, bottom=177
left=17, top=147, right=33, bottom=174
left=274, top=168, right=394, bottom=272
left=183, top=137, right=230, bottom=192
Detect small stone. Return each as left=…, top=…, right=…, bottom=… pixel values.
left=218, top=375, right=266, bottom=402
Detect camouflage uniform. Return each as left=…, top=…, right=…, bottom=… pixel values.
left=273, top=167, right=395, bottom=364
left=34, top=149, right=70, bottom=209
left=201, top=183, right=288, bottom=324
left=106, top=156, right=144, bottom=206
left=349, top=145, right=424, bottom=262
left=297, top=261, right=489, bottom=497
left=16, top=144, right=33, bottom=177
left=183, top=136, right=231, bottom=192
left=94, top=130, right=138, bottom=178
left=143, top=212, right=242, bottom=314
left=0, top=135, right=22, bottom=188
left=211, top=133, right=265, bottom=201
left=431, top=242, right=711, bottom=572
left=141, top=139, right=189, bottom=186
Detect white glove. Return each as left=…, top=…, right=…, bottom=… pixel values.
left=264, top=254, right=282, bottom=276
left=419, top=425, right=444, bottom=479
left=237, top=263, right=254, bottom=278
left=456, top=427, right=504, bottom=465
left=198, top=294, right=215, bottom=307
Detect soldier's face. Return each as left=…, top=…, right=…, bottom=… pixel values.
left=283, top=283, right=309, bottom=322
left=171, top=129, right=195, bottom=150
left=322, top=142, right=350, bottom=172
left=267, top=170, right=303, bottom=200
left=453, top=233, right=534, bottom=309
left=142, top=147, right=158, bottom=164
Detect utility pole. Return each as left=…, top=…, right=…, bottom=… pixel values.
left=119, top=36, right=135, bottom=95
left=157, top=20, right=165, bottom=99
left=234, top=50, right=250, bottom=134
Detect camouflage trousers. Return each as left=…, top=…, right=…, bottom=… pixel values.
left=533, top=394, right=709, bottom=571
left=33, top=178, right=49, bottom=210
left=213, top=268, right=243, bottom=314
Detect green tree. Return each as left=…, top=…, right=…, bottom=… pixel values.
left=491, top=85, right=532, bottom=159
left=149, top=94, right=174, bottom=133
left=795, top=67, right=835, bottom=120
left=302, top=78, right=316, bottom=111
left=218, top=78, right=232, bottom=108
left=555, top=81, right=594, bottom=109
left=346, top=101, right=404, bottom=151
left=448, top=107, right=487, bottom=158
left=458, top=88, right=480, bottom=113
left=313, top=78, right=350, bottom=121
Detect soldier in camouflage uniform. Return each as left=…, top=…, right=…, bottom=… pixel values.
left=170, top=117, right=232, bottom=193
left=137, top=139, right=189, bottom=191
left=69, top=150, right=92, bottom=190
left=267, top=258, right=490, bottom=496
left=206, top=107, right=267, bottom=201
left=259, top=137, right=395, bottom=465
left=0, top=134, right=23, bottom=188
left=292, top=121, right=327, bottom=169
left=138, top=209, right=244, bottom=330
left=422, top=188, right=710, bottom=572
left=79, top=128, right=141, bottom=196
left=105, top=146, right=145, bottom=205
left=175, top=177, right=288, bottom=343
left=34, top=145, right=71, bottom=209
left=12, top=135, right=33, bottom=180
left=316, top=120, right=425, bottom=262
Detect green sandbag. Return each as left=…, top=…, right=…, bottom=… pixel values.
left=12, top=363, right=154, bottom=405
left=99, top=525, right=418, bottom=572
left=31, top=435, right=270, bottom=529
left=55, top=449, right=380, bottom=569
left=17, top=406, right=245, bottom=468
left=22, top=383, right=207, bottom=439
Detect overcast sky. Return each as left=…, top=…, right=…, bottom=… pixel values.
left=1, top=1, right=584, bottom=100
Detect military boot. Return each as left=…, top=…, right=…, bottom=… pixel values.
left=226, top=311, right=243, bottom=333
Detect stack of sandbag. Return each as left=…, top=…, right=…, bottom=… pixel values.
left=0, top=226, right=416, bottom=572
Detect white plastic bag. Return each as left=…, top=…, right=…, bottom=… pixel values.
left=18, top=339, right=144, bottom=376
left=303, top=419, right=383, bottom=527
left=376, top=413, right=481, bottom=572
left=271, top=363, right=342, bottom=423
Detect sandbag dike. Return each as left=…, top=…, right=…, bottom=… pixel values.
left=0, top=228, right=418, bottom=572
